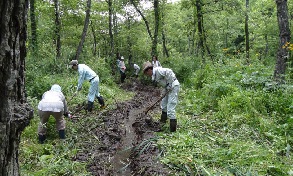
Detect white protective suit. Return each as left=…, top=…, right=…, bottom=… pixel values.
left=37, top=84, right=67, bottom=135
left=133, top=64, right=140, bottom=75
left=77, top=64, right=100, bottom=102
left=152, top=67, right=180, bottom=119
left=152, top=60, right=161, bottom=68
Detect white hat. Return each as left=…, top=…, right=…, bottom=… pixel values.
left=51, top=84, right=62, bottom=92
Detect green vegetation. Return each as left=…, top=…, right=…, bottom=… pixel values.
left=20, top=53, right=293, bottom=175
left=156, top=56, right=293, bottom=175
left=20, top=0, right=293, bottom=175
left=20, top=57, right=133, bottom=175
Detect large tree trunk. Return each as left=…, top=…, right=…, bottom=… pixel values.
left=75, top=0, right=91, bottom=60
left=54, top=0, right=61, bottom=59
left=0, top=1, right=33, bottom=175
left=274, top=0, right=290, bottom=83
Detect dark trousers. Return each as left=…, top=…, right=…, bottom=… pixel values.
left=120, top=71, right=126, bottom=83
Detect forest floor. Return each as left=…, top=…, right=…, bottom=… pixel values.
left=70, top=78, right=173, bottom=176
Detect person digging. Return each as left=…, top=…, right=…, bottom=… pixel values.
left=69, top=60, right=105, bottom=112
left=37, top=84, right=70, bottom=143
left=142, top=61, right=180, bottom=132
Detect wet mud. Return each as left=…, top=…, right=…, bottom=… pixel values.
left=73, top=79, right=172, bottom=176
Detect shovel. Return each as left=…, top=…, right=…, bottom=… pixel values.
left=144, top=88, right=172, bottom=115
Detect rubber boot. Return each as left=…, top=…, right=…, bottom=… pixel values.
left=38, top=135, right=46, bottom=144
left=97, top=96, right=105, bottom=108
left=87, top=101, right=94, bottom=112
left=160, top=111, right=167, bottom=123
left=170, top=119, right=177, bottom=132
left=59, top=130, right=65, bottom=139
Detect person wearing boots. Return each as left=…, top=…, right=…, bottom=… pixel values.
left=118, top=56, right=126, bottom=83
left=69, top=60, right=105, bottom=112
left=142, top=61, right=180, bottom=132
left=37, top=84, right=69, bottom=144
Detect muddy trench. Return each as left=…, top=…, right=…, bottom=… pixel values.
left=73, top=80, right=172, bottom=176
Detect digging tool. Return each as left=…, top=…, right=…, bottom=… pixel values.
left=144, top=88, right=172, bottom=115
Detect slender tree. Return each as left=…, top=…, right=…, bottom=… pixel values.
left=195, top=0, right=205, bottom=60
left=90, top=21, right=97, bottom=56
left=161, top=0, right=169, bottom=57
left=274, top=0, right=291, bottom=83
left=54, top=0, right=61, bottom=59
left=29, top=0, right=38, bottom=56
left=152, top=0, right=159, bottom=56
left=130, top=0, right=160, bottom=56
left=245, top=0, right=250, bottom=63
left=0, top=1, right=33, bottom=175
left=75, top=0, right=92, bottom=60
left=107, top=0, right=114, bottom=57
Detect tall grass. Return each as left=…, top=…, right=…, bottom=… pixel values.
left=158, top=55, right=293, bottom=175
left=20, top=55, right=133, bottom=175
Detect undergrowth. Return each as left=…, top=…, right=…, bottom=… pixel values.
left=158, top=56, right=293, bottom=175
left=20, top=54, right=293, bottom=175
left=20, top=55, right=134, bottom=175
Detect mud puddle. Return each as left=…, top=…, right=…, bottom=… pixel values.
left=73, top=80, right=172, bottom=175
left=112, top=108, right=141, bottom=175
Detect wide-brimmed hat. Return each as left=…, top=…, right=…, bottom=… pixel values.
left=69, top=60, right=78, bottom=65
left=142, top=61, right=153, bottom=73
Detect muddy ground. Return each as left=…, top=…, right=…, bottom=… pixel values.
left=72, top=79, right=173, bottom=176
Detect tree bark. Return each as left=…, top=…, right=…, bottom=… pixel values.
left=29, top=0, right=38, bottom=56
left=107, top=0, right=114, bottom=58
left=245, top=0, right=250, bottom=63
left=274, top=0, right=291, bottom=83
left=130, top=0, right=153, bottom=40
left=0, top=1, right=34, bottom=175
left=151, top=0, right=159, bottom=56
left=54, top=0, right=61, bottom=59
left=195, top=0, right=205, bottom=61
left=75, top=0, right=91, bottom=60
left=90, top=21, right=97, bottom=56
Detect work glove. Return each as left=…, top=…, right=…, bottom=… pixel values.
left=63, top=112, right=72, bottom=118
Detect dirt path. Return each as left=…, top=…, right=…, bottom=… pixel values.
left=73, top=79, right=172, bottom=175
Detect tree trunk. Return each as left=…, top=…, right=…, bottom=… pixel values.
left=127, top=15, right=132, bottom=68
left=29, top=0, right=38, bottom=56
left=161, top=0, right=169, bottom=57
left=75, top=0, right=91, bottom=60
left=90, top=21, right=97, bottom=56
left=195, top=0, right=205, bottom=61
left=245, top=0, right=250, bottom=64
left=274, top=0, right=291, bottom=83
left=151, top=0, right=159, bottom=56
left=107, top=0, right=114, bottom=57
left=130, top=0, right=153, bottom=40
left=0, top=1, right=34, bottom=175
left=54, top=0, right=61, bottom=59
